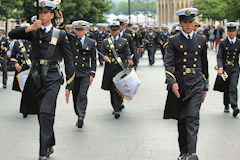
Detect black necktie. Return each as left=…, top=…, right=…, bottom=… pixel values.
left=188, top=35, right=191, bottom=39
left=79, top=38, right=82, bottom=48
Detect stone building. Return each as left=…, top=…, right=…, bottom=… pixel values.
left=156, top=0, right=193, bottom=25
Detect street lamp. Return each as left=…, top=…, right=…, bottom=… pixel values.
left=128, top=0, right=131, bottom=23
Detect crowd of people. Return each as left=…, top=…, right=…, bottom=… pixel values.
left=0, top=0, right=239, bottom=160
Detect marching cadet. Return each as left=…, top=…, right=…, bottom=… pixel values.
left=217, top=22, right=240, bottom=117
left=65, top=24, right=72, bottom=33
left=10, top=29, right=32, bottom=118
left=138, top=24, right=146, bottom=57
left=0, top=27, right=9, bottom=88
left=159, top=24, right=170, bottom=59
left=101, top=21, right=133, bottom=119
left=132, top=25, right=140, bottom=69
left=116, top=18, right=135, bottom=64
left=85, top=23, right=95, bottom=40
left=9, top=0, right=75, bottom=159
left=95, top=23, right=108, bottom=65
left=67, top=20, right=96, bottom=128
left=194, top=20, right=201, bottom=33
left=163, top=8, right=208, bottom=160
left=144, top=26, right=158, bottom=65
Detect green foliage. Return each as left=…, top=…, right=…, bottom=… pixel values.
left=110, top=0, right=156, bottom=15
left=193, top=0, right=240, bottom=21
left=0, top=0, right=112, bottom=24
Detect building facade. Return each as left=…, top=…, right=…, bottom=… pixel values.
left=157, top=0, right=193, bottom=25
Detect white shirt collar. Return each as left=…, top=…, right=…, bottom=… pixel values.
left=41, top=23, right=53, bottom=33
left=80, top=35, right=85, bottom=46
left=149, top=32, right=153, bottom=36
left=228, top=36, right=236, bottom=44
left=120, top=31, right=124, bottom=37
left=112, top=35, right=119, bottom=42
left=181, top=30, right=194, bottom=39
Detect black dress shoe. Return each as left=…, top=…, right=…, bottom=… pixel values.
left=119, top=105, right=125, bottom=111
left=186, top=153, right=198, bottom=160
left=233, top=108, right=239, bottom=117
left=177, top=153, right=188, bottom=160
left=38, top=156, right=47, bottom=160
left=3, top=84, right=6, bottom=89
left=46, top=147, right=54, bottom=158
left=76, top=118, right=84, bottom=128
left=114, top=112, right=120, bottom=119
left=224, top=105, right=230, bottom=113
left=23, top=113, right=28, bottom=118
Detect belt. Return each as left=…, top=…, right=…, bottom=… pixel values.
left=33, top=59, right=59, bottom=66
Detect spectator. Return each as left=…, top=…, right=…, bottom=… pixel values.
left=209, top=25, right=215, bottom=50
left=214, top=25, right=224, bottom=52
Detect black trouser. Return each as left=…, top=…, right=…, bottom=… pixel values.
left=38, top=113, right=55, bottom=156
left=72, top=77, right=90, bottom=119
left=223, top=70, right=239, bottom=109
left=97, top=47, right=104, bottom=65
left=178, top=117, right=199, bottom=154
left=147, top=47, right=156, bottom=65
left=0, top=57, right=7, bottom=85
left=161, top=48, right=165, bottom=60
left=110, top=83, right=123, bottom=112
left=38, top=78, right=61, bottom=156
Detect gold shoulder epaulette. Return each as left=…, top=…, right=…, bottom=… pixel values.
left=169, top=35, right=174, bottom=39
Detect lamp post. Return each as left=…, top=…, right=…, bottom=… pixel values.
left=128, top=0, right=131, bottom=23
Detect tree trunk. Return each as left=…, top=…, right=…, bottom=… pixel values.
left=5, top=20, right=8, bottom=37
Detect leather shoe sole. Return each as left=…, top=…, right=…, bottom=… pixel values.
left=76, top=118, right=84, bottom=128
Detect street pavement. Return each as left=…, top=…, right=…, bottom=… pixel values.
left=0, top=49, right=239, bottom=160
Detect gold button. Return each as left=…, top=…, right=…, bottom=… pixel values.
left=193, top=71, right=196, bottom=74
left=20, top=55, right=23, bottom=57
left=83, top=58, right=85, bottom=60
left=27, top=49, right=30, bottom=52
left=27, top=54, right=30, bottom=56
left=183, top=65, right=186, bottom=68
left=119, top=44, right=122, bottom=46
left=195, top=51, right=198, bottom=55
left=226, top=47, right=228, bottom=50
left=183, top=59, right=187, bottom=62
left=83, top=52, right=86, bottom=54
left=233, top=56, right=235, bottom=59
left=186, top=68, right=191, bottom=73
left=116, top=49, right=119, bottom=51
left=234, top=52, right=236, bottom=55
left=77, top=49, right=79, bottom=52
left=115, top=62, right=117, bottom=64
left=109, top=50, right=111, bottom=52
left=227, top=52, right=230, bottom=54
left=109, top=53, right=111, bottom=55
left=183, top=72, right=186, bottom=75
left=76, top=43, right=78, bottom=45
left=184, top=52, right=187, bottom=55
left=235, top=49, right=238, bottom=51
left=29, top=45, right=31, bottom=47
left=193, top=64, right=196, bottom=67
left=82, top=64, right=84, bottom=67
left=194, top=58, right=197, bottom=62
left=180, top=45, right=183, bottom=48
left=39, top=40, right=42, bottom=44
left=227, top=56, right=229, bottom=58
left=75, top=63, right=77, bottom=66
left=198, top=45, right=201, bottom=48
left=109, top=57, right=111, bottom=59
left=75, top=56, right=78, bottom=59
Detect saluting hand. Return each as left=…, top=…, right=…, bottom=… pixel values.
left=25, top=20, right=42, bottom=33
left=172, top=83, right=180, bottom=98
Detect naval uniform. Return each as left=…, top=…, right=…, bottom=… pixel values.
left=95, top=30, right=107, bottom=65
left=9, top=24, right=75, bottom=157
left=68, top=33, right=96, bottom=119
left=101, top=36, right=131, bottom=113
left=159, top=31, right=170, bottom=59
left=0, top=36, right=9, bottom=87
left=164, top=31, right=209, bottom=155
left=144, top=31, right=158, bottom=65
left=217, top=37, right=240, bottom=111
